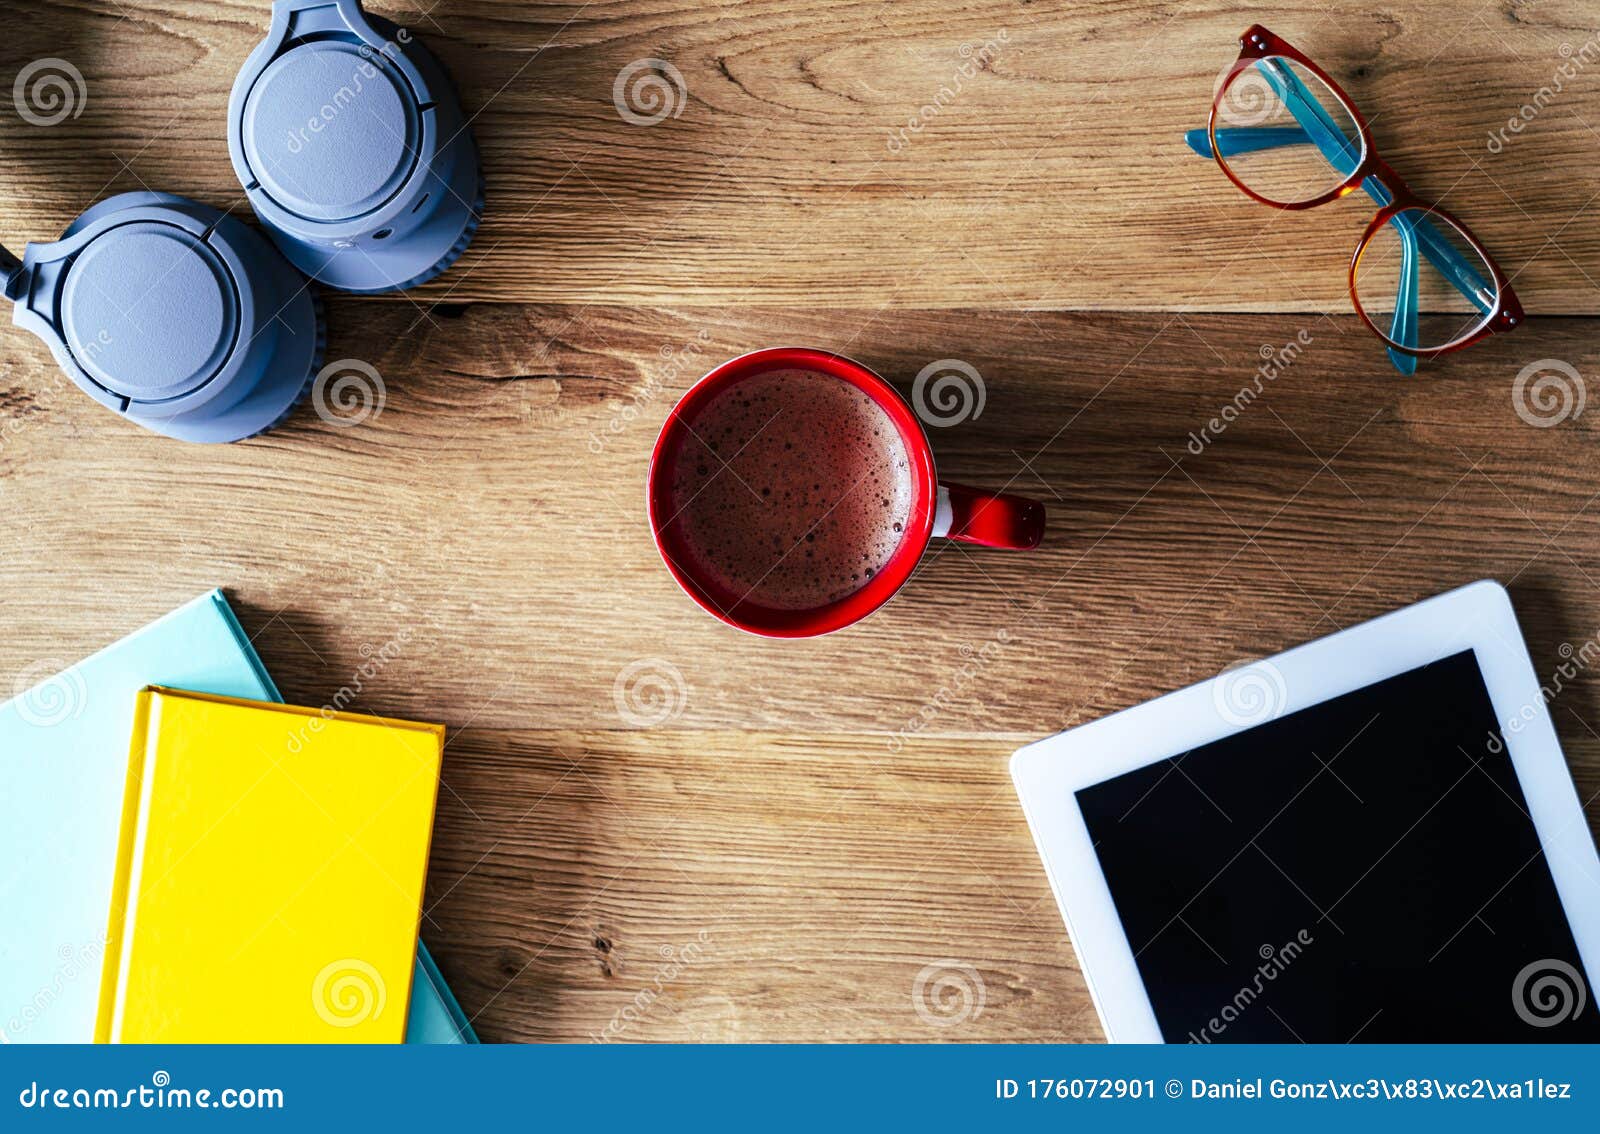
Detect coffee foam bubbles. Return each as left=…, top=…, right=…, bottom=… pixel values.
left=667, top=368, right=915, bottom=611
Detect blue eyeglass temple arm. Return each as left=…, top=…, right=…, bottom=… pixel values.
left=1208, top=57, right=1497, bottom=316
left=1185, top=59, right=1495, bottom=372
left=1184, top=121, right=1414, bottom=373
left=1185, top=122, right=1493, bottom=311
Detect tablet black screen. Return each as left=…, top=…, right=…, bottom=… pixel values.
left=1076, top=648, right=1599, bottom=1042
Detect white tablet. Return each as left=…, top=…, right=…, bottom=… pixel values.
left=1012, top=580, right=1600, bottom=1043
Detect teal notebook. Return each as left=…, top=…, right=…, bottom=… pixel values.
left=0, top=590, right=476, bottom=1044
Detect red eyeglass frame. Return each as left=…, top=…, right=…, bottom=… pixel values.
left=1207, top=24, right=1524, bottom=357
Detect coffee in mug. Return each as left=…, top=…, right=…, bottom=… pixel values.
left=664, top=367, right=914, bottom=611
left=649, top=347, right=1046, bottom=637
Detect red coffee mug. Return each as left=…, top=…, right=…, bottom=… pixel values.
left=647, top=347, right=1045, bottom=637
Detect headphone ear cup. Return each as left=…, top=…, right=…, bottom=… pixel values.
left=228, top=0, right=483, bottom=294
left=8, top=192, right=322, bottom=442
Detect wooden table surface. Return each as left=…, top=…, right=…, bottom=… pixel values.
left=3, top=1, right=1599, bottom=1042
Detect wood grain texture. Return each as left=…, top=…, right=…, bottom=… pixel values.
left=5, top=304, right=1600, bottom=749
left=6, top=1, right=1600, bottom=1043
left=1, top=1, right=1598, bottom=309
left=5, top=303, right=1600, bottom=1039
left=424, top=729, right=1086, bottom=1042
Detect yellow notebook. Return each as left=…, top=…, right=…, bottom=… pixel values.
left=95, top=688, right=445, bottom=1043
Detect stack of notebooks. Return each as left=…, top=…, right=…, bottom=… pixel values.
left=0, top=591, right=476, bottom=1043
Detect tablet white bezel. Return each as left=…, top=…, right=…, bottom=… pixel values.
left=1010, top=579, right=1600, bottom=1043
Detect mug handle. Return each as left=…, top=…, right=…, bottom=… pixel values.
left=933, top=483, right=1046, bottom=550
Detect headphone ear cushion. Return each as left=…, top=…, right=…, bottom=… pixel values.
left=228, top=1, right=483, bottom=294
left=245, top=290, right=327, bottom=439
left=411, top=169, right=484, bottom=288
left=10, top=191, right=323, bottom=442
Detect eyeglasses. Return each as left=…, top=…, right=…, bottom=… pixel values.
left=1186, top=25, right=1523, bottom=374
